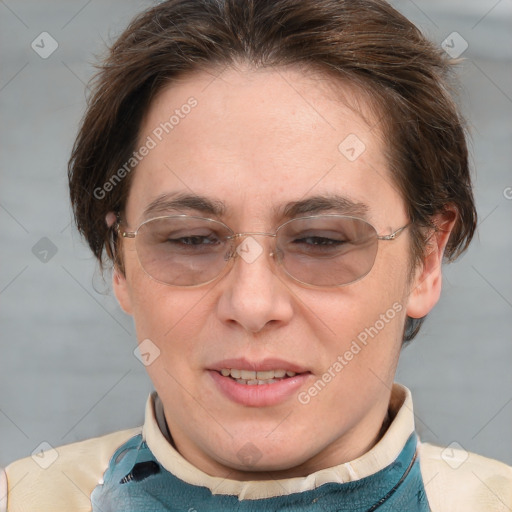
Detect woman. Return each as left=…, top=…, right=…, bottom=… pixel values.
left=2, top=0, right=511, bottom=510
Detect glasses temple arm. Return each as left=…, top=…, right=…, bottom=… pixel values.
left=377, top=223, right=410, bottom=241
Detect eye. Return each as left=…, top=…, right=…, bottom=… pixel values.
left=294, top=235, right=346, bottom=247
left=166, top=234, right=220, bottom=246
left=292, top=229, right=349, bottom=246
left=151, top=230, right=225, bottom=256
left=286, top=230, right=352, bottom=256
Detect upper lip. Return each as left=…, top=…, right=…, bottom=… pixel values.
left=209, top=358, right=309, bottom=374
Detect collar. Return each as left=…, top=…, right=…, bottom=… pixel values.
left=142, top=383, right=415, bottom=500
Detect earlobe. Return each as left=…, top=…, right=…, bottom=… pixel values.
left=406, top=209, right=457, bottom=319
left=112, top=268, right=133, bottom=315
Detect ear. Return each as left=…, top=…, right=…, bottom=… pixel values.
left=112, top=268, right=134, bottom=315
left=406, top=207, right=457, bottom=319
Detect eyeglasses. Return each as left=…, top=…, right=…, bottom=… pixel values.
left=119, top=214, right=408, bottom=288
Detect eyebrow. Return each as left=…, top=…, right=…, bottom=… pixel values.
left=143, top=192, right=226, bottom=218
left=142, top=192, right=369, bottom=220
left=279, top=194, right=369, bottom=219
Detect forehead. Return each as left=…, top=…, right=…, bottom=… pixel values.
left=126, top=65, right=406, bottom=229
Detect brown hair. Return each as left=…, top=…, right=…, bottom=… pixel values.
left=68, top=0, right=477, bottom=342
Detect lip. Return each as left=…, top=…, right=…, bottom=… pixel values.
left=207, top=358, right=311, bottom=407
left=208, top=357, right=309, bottom=374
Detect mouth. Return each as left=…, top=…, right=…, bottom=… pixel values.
left=208, top=359, right=311, bottom=407
left=218, top=368, right=299, bottom=385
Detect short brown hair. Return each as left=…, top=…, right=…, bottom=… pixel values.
left=68, top=0, right=477, bottom=342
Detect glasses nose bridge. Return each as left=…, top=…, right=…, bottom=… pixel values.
left=230, top=231, right=277, bottom=240
left=226, top=231, right=279, bottom=262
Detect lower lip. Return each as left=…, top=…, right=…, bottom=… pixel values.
left=208, top=370, right=311, bottom=407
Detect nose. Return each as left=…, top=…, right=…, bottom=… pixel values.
left=216, top=235, right=294, bottom=333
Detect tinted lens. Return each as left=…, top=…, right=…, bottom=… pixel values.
left=135, top=217, right=232, bottom=286
left=277, top=216, right=378, bottom=286
left=132, top=215, right=380, bottom=287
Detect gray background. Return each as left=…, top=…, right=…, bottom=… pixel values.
left=1, top=0, right=511, bottom=469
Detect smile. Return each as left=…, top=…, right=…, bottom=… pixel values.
left=209, top=359, right=311, bottom=406
left=219, top=368, right=297, bottom=385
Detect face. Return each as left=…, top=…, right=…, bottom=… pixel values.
left=113, top=65, right=444, bottom=479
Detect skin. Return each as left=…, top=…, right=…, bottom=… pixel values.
left=113, top=64, right=455, bottom=480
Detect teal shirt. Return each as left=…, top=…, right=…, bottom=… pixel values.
left=91, top=432, right=430, bottom=511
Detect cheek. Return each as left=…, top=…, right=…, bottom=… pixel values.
left=316, top=271, right=407, bottom=348
left=123, top=246, right=207, bottom=349
left=324, top=292, right=405, bottom=369
left=312, top=252, right=409, bottom=375
left=130, top=283, right=206, bottom=344
left=302, top=290, right=406, bottom=418
left=127, top=278, right=211, bottom=404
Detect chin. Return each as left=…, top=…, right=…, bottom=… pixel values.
left=220, top=453, right=310, bottom=477
left=212, top=436, right=315, bottom=475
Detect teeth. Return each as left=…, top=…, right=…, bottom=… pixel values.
left=255, top=370, right=274, bottom=380
left=235, top=378, right=278, bottom=385
left=220, top=368, right=299, bottom=383
left=240, top=370, right=256, bottom=380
